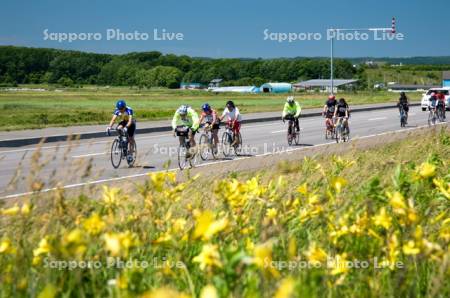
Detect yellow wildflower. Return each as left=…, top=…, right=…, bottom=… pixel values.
left=418, top=162, right=436, bottom=179
left=388, top=191, right=407, bottom=215
left=102, top=186, right=121, bottom=206
left=83, top=213, right=106, bottom=235
left=1, top=204, right=20, bottom=216
left=328, top=253, right=350, bottom=275
left=266, top=208, right=278, bottom=224
left=253, top=241, right=280, bottom=278
left=193, top=211, right=228, bottom=241
left=274, top=277, right=295, bottom=298
left=403, top=240, right=420, bottom=255
left=33, top=237, right=51, bottom=257
left=372, top=207, right=392, bottom=229
left=200, top=284, right=218, bottom=298
left=331, top=177, right=347, bottom=193
left=141, top=288, right=189, bottom=298
left=103, top=231, right=138, bottom=257
left=0, top=239, right=15, bottom=254
left=305, top=242, right=328, bottom=265
left=21, top=203, right=31, bottom=215
left=192, top=244, right=222, bottom=271
left=433, top=178, right=450, bottom=199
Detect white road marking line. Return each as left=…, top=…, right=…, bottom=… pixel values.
left=72, top=152, right=106, bottom=158
left=368, top=117, right=387, bottom=121
left=0, top=168, right=178, bottom=200
left=0, top=133, right=172, bottom=154
left=1, top=121, right=447, bottom=200
left=271, top=128, right=303, bottom=134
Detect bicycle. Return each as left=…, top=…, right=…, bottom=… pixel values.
left=199, top=124, right=218, bottom=160
left=107, top=127, right=137, bottom=169
left=436, top=104, right=446, bottom=122
left=221, top=121, right=242, bottom=157
left=335, top=117, right=349, bottom=143
left=428, top=106, right=437, bottom=126
left=324, top=115, right=335, bottom=139
left=175, top=126, right=198, bottom=170
left=284, top=115, right=300, bottom=146
left=399, top=104, right=407, bottom=127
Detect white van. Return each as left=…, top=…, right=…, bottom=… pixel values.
left=421, top=87, right=450, bottom=111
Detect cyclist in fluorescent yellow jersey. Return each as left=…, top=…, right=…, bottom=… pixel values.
left=282, top=96, right=301, bottom=132
left=172, top=105, right=200, bottom=148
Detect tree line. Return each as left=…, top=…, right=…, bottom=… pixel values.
left=0, top=46, right=358, bottom=88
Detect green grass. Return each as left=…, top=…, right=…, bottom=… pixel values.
left=0, top=129, right=449, bottom=297
left=1, top=85, right=421, bottom=131
left=366, top=69, right=442, bottom=86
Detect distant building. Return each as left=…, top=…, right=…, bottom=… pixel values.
left=387, top=84, right=438, bottom=92
left=208, top=79, right=223, bottom=88
left=210, top=86, right=259, bottom=93
left=260, top=82, right=292, bottom=93
left=293, top=79, right=358, bottom=93
left=180, top=82, right=203, bottom=90
left=443, top=71, right=450, bottom=87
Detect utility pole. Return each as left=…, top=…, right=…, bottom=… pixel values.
left=328, top=18, right=396, bottom=95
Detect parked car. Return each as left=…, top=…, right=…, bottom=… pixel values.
left=421, top=87, right=450, bottom=111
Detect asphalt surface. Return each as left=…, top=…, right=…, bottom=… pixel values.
left=0, top=106, right=447, bottom=199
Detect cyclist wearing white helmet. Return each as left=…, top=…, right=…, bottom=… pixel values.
left=172, top=105, right=200, bottom=149
left=282, top=96, right=301, bottom=132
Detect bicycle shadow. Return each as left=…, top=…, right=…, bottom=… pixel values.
left=291, top=143, right=314, bottom=147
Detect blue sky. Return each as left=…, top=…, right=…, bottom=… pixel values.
left=0, top=0, right=448, bottom=58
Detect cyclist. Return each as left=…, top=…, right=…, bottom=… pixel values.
left=397, top=92, right=409, bottom=124
left=172, top=105, right=200, bottom=153
left=322, top=95, right=337, bottom=132
left=219, top=100, right=242, bottom=146
left=333, top=98, right=350, bottom=135
left=199, top=103, right=220, bottom=153
left=282, top=96, right=301, bottom=132
left=437, top=91, right=446, bottom=119
left=107, top=99, right=136, bottom=162
left=429, top=92, right=438, bottom=113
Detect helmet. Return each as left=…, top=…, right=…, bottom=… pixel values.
left=430, top=92, right=436, bottom=96
left=328, top=95, right=336, bottom=100
left=226, top=100, right=235, bottom=108
left=177, top=105, right=189, bottom=115
left=116, top=99, right=126, bottom=109
left=202, top=103, right=211, bottom=112
left=287, top=96, right=295, bottom=103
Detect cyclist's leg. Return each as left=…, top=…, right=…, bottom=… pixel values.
left=294, top=117, right=300, bottom=132
left=234, top=122, right=241, bottom=145
left=127, top=122, right=136, bottom=154
left=189, top=129, right=196, bottom=147
left=212, top=128, right=219, bottom=148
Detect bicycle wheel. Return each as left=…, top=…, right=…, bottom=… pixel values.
left=287, top=125, right=293, bottom=146
left=428, top=111, right=436, bottom=126
left=222, top=131, right=232, bottom=157
left=199, top=134, right=210, bottom=161
left=111, top=139, right=122, bottom=169
left=233, top=132, right=242, bottom=155
left=127, top=141, right=137, bottom=167
left=438, top=108, right=444, bottom=122
left=178, top=144, right=189, bottom=170
left=294, top=129, right=300, bottom=145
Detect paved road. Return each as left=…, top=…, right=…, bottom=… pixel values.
left=0, top=106, right=447, bottom=199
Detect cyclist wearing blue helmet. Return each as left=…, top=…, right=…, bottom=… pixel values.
left=199, top=103, right=220, bottom=152
left=107, top=99, right=136, bottom=160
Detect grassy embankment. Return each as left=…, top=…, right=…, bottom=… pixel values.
left=0, top=128, right=449, bottom=297
left=0, top=86, right=421, bottom=131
